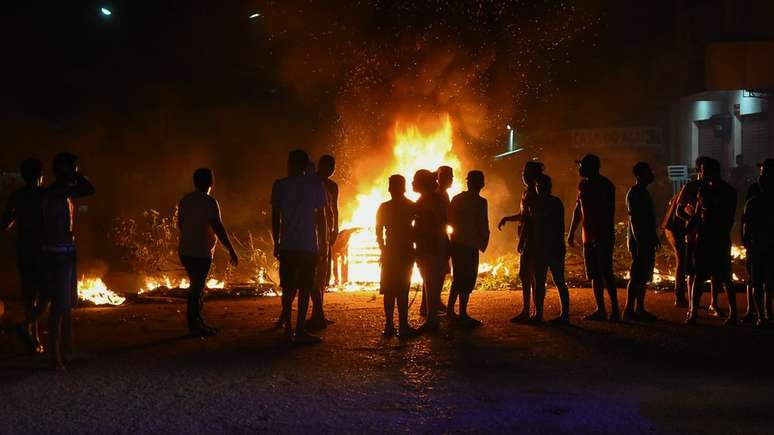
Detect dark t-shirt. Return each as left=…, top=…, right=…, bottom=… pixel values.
left=697, top=180, right=737, bottom=242
left=529, top=194, right=565, bottom=259
left=3, top=186, right=46, bottom=251
left=577, top=175, right=615, bottom=245
left=414, top=192, right=448, bottom=255
left=376, top=197, right=415, bottom=255
left=626, top=184, right=658, bottom=249
left=743, top=191, right=774, bottom=256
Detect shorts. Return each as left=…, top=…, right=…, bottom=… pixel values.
left=629, top=243, right=656, bottom=284
left=450, top=243, right=479, bottom=294
left=693, top=238, right=731, bottom=280
left=380, top=250, right=414, bottom=296
left=279, top=250, right=318, bottom=291
left=583, top=241, right=614, bottom=282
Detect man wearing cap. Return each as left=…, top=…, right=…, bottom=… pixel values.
left=624, top=162, right=659, bottom=321
left=568, top=154, right=620, bottom=321
left=447, top=170, right=490, bottom=326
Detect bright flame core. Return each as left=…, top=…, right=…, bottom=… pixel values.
left=340, top=115, right=463, bottom=286
left=78, top=277, right=125, bottom=306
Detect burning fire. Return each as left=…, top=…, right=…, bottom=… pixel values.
left=78, top=276, right=126, bottom=306
left=339, top=115, right=464, bottom=287
left=731, top=244, right=747, bottom=261
left=621, top=267, right=674, bottom=284
left=138, top=275, right=225, bottom=294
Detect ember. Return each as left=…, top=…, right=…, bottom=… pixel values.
left=78, top=277, right=126, bottom=306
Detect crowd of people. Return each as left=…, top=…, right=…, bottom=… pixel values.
left=2, top=148, right=773, bottom=368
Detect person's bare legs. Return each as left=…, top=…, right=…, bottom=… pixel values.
left=721, top=278, right=737, bottom=325
left=686, top=275, right=706, bottom=324
left=605, top=272, right=620, bottom=322
left=532, top=264, right=547, bottom=323
left=585, top=279, right=607, bottom=320
left=624, top=277, right=637, bottom=318
left=383, top=294, right=396, bottom=336
left=709, top=279, right=723, bottom=316
left=511, top=267, right=532, bottom=322
left=447, top=288, right=459, bottom=317
left=552, top=266, right=571, bottom=323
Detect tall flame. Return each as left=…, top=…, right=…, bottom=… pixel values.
left=339, top=114, right=463, bottom=286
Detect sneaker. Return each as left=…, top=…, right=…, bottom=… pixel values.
left=294, top=331, right=322, bottom=345
left=583, top=311, right=607, bottom=321
left=549, top=316, right=570, bottom=326
left=708, top=305, right=724, bottom=318
left=382, top=324, right=396, bottom=337
left=510, top=311, right=531, bottom=324
left=674, top=297, right=689, bottom=308
left=684, top=312, right=697, bottom=325
left=460, top=316, right=483, bottom=327
left=622, top=310, right=638, bottom=322
left=398, top=326, right=421, bottom=339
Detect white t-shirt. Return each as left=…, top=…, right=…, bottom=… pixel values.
left=271, top=175, right=327, bottom=254
left=178, top=191, right=221, bottom=259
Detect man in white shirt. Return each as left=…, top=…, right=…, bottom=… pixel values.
left=178, top=168, right=238, bottom=338
left=448, top=170, right=490, bottom=326
left=271, top=150, right=328, bottom=344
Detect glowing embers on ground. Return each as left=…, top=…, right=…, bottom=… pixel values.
left=78, top=276, right=126, bottom=306
left=338, top=115, right=463, bottom=289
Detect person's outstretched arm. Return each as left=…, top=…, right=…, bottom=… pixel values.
left=0, top=193, right=17, bottom=231
left=497, top=213, right=523, bottom=231
left=567, top=200, right=581, bottom=248
left=66, top=173, right=96, bottom=198
left=210, top=203, right=238, bottom=266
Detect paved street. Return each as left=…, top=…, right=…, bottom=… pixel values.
left=1, top=289, right=772, bottom=434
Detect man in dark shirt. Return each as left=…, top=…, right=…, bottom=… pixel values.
left=498, top=160, right=544, bottom=323
left=413, top=169, right=447, bottom=332
left=741, top=159, right=773, bottom=326
left=419, top=165, right=453, bottom=317
left=568, top=154, right=619, bottom=321
left=39, top=153, right=95, bottom=370
left=675, top=156, right=721, bottom=316
left=1, top=158, right=46, bottom=353
left=685, top=159, right=738, bottom=325
left=530, top=174, right=570, bottom=325
left=309, top=154, right=339, bottom=330
left=448, top=170, right=490, bottom=326
left=624, top=162, right=659, bottom=321
left=376, top=175, right=419, bottom=338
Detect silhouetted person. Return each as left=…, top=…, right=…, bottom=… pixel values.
left=413, top=169, right=447, bottom=332
left=376, top=175, right=419, bottom=338
left=447, top=170, right=489, bottom=326
left=741, top=159, right=774, bottom=327
left=661, top=191, right=688, bottom=308
left=568, top=154, right=619, bottom=322
left=730, top=154, right=755, bottom=198
left=530, top=174, right=570, bottom=325
left=271, top=150, right=328, bottom=344
left=624, top=162, right=659, bottom=321
left=178, top=168, right=239, bottom=338
left=420, top=165, right=453, bottom=316
left=308, top=154, right=339, bottom=330
left=685, top=159, right=738, bottom=325
left=498, top=160, right=544, bottom=323
left=675, top=156, right=721, bottom=316
left=38, top=153, right=94, bottom=370
left=1, top=158, right=45, bottom=353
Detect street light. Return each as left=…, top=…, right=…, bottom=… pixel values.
left=494, top=124, right=523, bottom=160
left=100, top=7, right=112, bottom=16
left=249, top=12, right=261, bottom=19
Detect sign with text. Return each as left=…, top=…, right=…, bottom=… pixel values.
left=570, top=127, right=663, bottom=149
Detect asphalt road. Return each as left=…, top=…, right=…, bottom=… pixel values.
left=1, top=289, right=772, bottom=434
